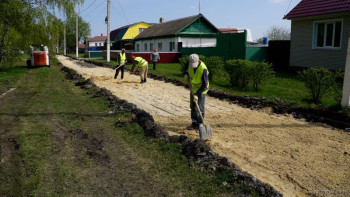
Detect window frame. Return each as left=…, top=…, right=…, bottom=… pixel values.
left=144, top=43, right=148, bottom=51
left=169, top=41, right=175, bottom=51
left=312, top=19, right=343, bottom=50
left=158, top=43, right=162, bottom=51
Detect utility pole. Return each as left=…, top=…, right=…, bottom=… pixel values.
left=64, top=23, right=66, bottom=55
left=76, top=12, right=79, bottom=58
left=107, top=0, right=111, bottom=62
left=341, top=38, right=350, bottom=107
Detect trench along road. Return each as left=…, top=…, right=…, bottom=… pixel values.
left=58, top=56, right=350, bottom=197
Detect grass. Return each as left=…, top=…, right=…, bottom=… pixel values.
left=0, top=57, right=254, bottom=196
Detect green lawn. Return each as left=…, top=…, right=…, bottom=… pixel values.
left=0, top=57, right=258, bottom=196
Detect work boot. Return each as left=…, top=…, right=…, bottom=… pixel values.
left=144, top=78, right=147, bottom=83
left=186, top=123, right=198, bottom=130
left=140, top=79, right=145, bottom=84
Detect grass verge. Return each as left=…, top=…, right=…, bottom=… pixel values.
left=0, top=57, right=261, bottom=196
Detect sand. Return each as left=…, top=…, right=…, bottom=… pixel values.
left=57, top=56, right=350, bottom=197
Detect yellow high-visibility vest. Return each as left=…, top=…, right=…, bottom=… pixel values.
left=188, top=62, right=209, bottom=94
left=134, top=57, right=147, bottom=67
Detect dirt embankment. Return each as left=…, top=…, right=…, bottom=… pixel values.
left=58, top=56, right=350, bottom=197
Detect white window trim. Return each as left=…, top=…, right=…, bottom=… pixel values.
left=312, top=18, right=343, bottom=50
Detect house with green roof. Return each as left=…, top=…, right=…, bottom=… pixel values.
left=133, top=14, right=220, bottom=63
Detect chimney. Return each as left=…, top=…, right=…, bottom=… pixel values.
left=159, top=17, right=164, bottom=24
left=101, top=33, right=103, bottom=36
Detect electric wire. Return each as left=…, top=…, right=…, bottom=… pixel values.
left=80, top=0, right=97, bottom=14
left=82, top=0, right=106, bottom=18
left=116, top=0, right=130, bottom=25
left=284, top=0, right=293, bottom=16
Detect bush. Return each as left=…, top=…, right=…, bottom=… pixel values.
left=203, top=56, right=224, bottom=81
left=179, top=56, right=189, bottom=74
left=250, top=62, right=274, bottom=91
left=179, top=55, right=206, bottom=75
left=299, top=67, right=337, bottom=103
left=224, top=59, right=252, bottom=88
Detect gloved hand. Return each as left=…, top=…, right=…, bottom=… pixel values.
left=193, top=95, right=198, bottom=102
left=184, top=74, right=189, bottom=81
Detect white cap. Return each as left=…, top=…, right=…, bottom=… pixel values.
left=189, top=54, right=199, bottom=68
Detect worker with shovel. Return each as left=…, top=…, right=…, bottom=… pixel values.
left=184, top=54, right=209, bottom=131
left=130, top=55, right=148, bottom=83
left=114, top=48, right=127, bottom=80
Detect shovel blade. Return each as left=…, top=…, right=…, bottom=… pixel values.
left=198, top=124, right=212, bottom=140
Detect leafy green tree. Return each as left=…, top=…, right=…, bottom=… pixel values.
left=0, top=0, right=85, bottom=64
left=65, top=13, right=90, bottom=52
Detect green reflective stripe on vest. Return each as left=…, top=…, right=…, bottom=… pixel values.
left=134, top=57, right=147, bottom=67
left=119, top=52, right=126, bottom=64
left=188, top=62, right=209, bottom=94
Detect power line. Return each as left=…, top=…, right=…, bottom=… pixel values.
left=284, top=0, right=293, bottom=16
left=116, top=0, right=130, bottom=24
left=80, top=0, right=97, bottom=14
left=82, top=0, right=106, bottom=18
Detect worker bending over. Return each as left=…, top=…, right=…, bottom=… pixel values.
left=184, top=54, right=209, bottom=130
left=114, top=48, right=127, bottom=80
left=130, top=55, right=148, bottom=83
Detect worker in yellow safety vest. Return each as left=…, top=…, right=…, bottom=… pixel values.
left=184, top=54, right=209, bottom=130
left=130, top=55, right=149, bottom=83
left=114, top=48, right=127, bottom=80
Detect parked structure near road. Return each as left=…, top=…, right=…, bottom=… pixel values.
left=284, top=0, right=350, bottom=70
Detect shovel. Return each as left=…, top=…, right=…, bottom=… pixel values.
left=187, top=79, right=212, bottom=140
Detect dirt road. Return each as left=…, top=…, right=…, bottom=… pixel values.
left=58, top=56, right=350, bottom=197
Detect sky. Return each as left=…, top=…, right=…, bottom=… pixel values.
left=75, top=0, right=301, bottom=41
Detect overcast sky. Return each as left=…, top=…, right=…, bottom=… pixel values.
left=76, top=0, right=301, bottom=40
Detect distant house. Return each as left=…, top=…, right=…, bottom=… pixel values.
left=110, top=22, right=153, bottom=50
left=133, top=14, right=219, bottom=63
left=284, top=0, right=350, bottom=70
left=85, top=34, right=107, bottom=58
left=87, top=34, right=107, bottom=49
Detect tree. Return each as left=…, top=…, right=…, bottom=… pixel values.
left=0, top=0, right=85, bottom=64
left=264, top=25, right=290, bottom=40
left=65, top=13, right=90, bottom=52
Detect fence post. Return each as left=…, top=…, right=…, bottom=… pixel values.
left=341, top=38, right=350, bottom=107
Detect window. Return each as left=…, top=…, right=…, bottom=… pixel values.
left=169, top=42, right=175, bottom=51
left=139, top=28, right=146, bottom=33
left=144, top=43, right=147, bottom=51
left=150, top=43, right=153, bottom=51
left=99, top=43, right=102, bottom=46
left=314, top=20, right=342, bottom=49
left=158, top=43, right=162, bottom=51
left=136, top=44, right=139, bottom=52
left=95, top=43, right=97, bottom=47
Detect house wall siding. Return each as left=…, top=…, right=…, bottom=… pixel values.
left=135, top=38, right=177, bottom=52
left=290, top=15, right=350, bottom=70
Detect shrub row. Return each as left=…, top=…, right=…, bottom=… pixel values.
left=179, top=56, right=274, bottom=91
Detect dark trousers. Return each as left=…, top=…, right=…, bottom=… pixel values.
left=190, top=93, right=206, bottom=125
left=114, top=65, right=124, bottom=79
left=152, top=61, right=157, bottom=70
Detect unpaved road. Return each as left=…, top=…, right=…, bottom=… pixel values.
left=58, top=56, right=350, bottom=197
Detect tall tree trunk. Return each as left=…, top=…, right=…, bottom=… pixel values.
left=0, top=19, right=9, bottom=62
